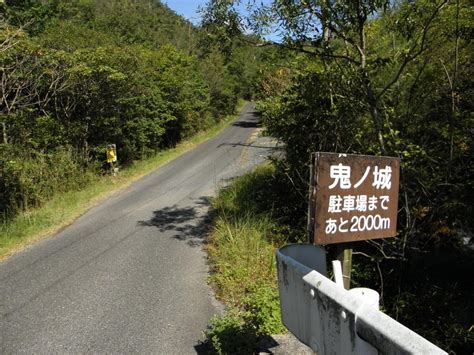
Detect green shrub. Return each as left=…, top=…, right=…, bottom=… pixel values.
left=0, top=145, right=95, bottom=216
left=243, top=286, right=286, bottom=335
left=206, top=309, right=257, bottom=355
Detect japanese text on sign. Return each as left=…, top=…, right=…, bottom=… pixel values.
left=312, top=153, right=400, bottom=245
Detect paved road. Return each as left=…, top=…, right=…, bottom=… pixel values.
left=0, top=104, right=274, bottom=354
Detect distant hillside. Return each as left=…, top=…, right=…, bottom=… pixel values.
left=3, top=0, right=199, bottom=52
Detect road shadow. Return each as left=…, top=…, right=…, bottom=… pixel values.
left=232, top=120, right=261, bottom=128
left=194, top=341, right=210, bottom=354
left=217, top=142, right=283, bottom=150
left=193, top=331, right=292, bottom=354
left=137, top=197, right=212, bottom=247
left=193, top=333, right=313, bottom=354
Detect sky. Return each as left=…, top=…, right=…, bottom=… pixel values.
left=163, top=0, right=281, bottom=41
left=162, top=1, right=208, bottom=25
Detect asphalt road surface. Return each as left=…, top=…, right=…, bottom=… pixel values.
left=0, top=104, right=276, bottom=354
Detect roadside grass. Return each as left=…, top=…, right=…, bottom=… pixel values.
left=205, top=164, right=299, bottom=354
left=0, top=101, right=247, bottom=260
left=205, top=163, right=473, bottom=354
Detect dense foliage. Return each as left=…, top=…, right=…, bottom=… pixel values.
left=257, top=1, right=473, bottom=250
left=0, top=0, right=262, bottom=216
left=203, top=0, right=473, bottom=353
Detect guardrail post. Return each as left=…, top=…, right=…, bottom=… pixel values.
left=348, top=288, right=379, bottom=354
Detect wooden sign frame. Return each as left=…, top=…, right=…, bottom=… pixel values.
left=312, top=152, right=400, bottom=245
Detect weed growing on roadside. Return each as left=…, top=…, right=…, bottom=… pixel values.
left=205, top=164, right=295, bottom=353
left=206, top=309, right=257, bottom=355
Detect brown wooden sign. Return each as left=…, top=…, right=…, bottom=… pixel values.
left=312, top=152, right=400, bottom=245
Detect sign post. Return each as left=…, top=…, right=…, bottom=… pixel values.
left=336, top=243, right=353, bottom=289
left=307, top=154, right=316, bottom=244
left=311, top=152, right=400, bottom=289
left=106, top=144, right=118, bottom=176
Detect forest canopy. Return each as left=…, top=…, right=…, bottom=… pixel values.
left=0, top=0, right=263, bottom=214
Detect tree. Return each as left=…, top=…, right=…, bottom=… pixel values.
left=203, top=0, right=453, bottom=154
left=202, top=2, right=473, bottom=350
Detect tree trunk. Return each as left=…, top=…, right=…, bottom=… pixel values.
left=364, top=73, right=387, bottom=155
left=2, top=121, right=7, bottom=145
left=321, top=0, right=331, bottom=46
left=321, top=0, right=334, bottom=107
left=358, top=11, right=387, bottom=155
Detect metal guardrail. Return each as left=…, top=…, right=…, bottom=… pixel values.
left=276, top=244, right=447, bottom=355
